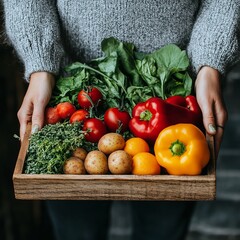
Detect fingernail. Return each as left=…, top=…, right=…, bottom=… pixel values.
left=31, top=124, right=39, bottom=134
left=208, top=124, right=216, bottom=134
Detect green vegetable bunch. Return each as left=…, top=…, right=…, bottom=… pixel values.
left=50, top=37, right=193, bottom=113
left=24, top=122, right=96, bottom=174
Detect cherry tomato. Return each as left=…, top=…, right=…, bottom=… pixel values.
left=77, top=87, right=103, bottom=109
left=44, top=107, right=61, bottom=125
left=104, top=108, right=131, bottom=132
left=83, top=118, right=107, bottom=143
left=56, top=102, right=76, bottom=119
left=70, top=109, right=89, bottom=123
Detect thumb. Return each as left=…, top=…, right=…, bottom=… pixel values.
left=31, top=104, right=45, bottom=134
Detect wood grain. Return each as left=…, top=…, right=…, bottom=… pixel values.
left=13, top=124, right=216, bottom=201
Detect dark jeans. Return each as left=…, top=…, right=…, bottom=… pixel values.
left=46, top=201, right=195, bottom=240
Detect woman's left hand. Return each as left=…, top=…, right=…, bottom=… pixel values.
left=195, top=66, right=228, bottom=158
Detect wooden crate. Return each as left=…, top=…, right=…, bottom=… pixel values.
left=13, top=124, right=216, bottom=201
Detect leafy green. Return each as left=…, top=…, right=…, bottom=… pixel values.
left=49, top=37, right=193, bottom=112
left=24, top=122, right=97, bottom=174
left=136, top=44, right=192, bottom=99
left=101, top=37, right=142, bottom=86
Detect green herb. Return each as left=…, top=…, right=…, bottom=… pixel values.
left=24, top=122, right=97, bottom=174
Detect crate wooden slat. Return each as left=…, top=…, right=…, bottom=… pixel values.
left=13, top=124, right=216, bottom=201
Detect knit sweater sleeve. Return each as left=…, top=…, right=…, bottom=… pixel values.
left=3, top=0, right=64, bottom=80
left=187, top=0, right=240, bottom=76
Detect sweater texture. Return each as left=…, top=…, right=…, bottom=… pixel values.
left=3, top=0, right=240, bottom=80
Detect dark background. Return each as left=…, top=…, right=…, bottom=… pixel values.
left=1, top=6, right=240, bottom=240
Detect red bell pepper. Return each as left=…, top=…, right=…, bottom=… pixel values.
left=129, top=96, right=203, bottom=143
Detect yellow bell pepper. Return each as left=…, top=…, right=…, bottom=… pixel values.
left=154, top=123, right=210, bottom=175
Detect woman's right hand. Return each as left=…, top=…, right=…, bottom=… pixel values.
left=17, top=72, right=55, bottom=141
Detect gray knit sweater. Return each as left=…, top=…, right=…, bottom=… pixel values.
left=3, top=0, right=240, bottom=80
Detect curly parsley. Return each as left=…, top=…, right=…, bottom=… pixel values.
left=24, top=122, right=97, bottom=174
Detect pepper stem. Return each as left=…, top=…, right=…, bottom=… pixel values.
left=140, top=110, right=152, bottom=121
left=169, top=140, right=186, bottom=156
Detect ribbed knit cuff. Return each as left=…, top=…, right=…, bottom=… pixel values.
left=187, top=0, right=240, bottom=77
left=3, top=0, right=64, bottom=81
left=23, top=39, right=64, bottom=81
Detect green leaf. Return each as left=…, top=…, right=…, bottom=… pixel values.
left=135, top=44, right=192, bottom=99
left=126, top=86, right=153, bottom=108
left=151, top=44, right=189, bottom=72
left=136, top=58, right=158, bottom=85
left=101, top=37, right=142, bottom=86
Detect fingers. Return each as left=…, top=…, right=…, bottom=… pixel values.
left=18, top=112, right=27, bottom=142
left=31, top=100, right=46, bottom=134
left=17, top=99, right=33, bottom=141
left=17, top=72, right=55, bottom=141
left=195, top=66, right=228, bottom=158
left=214, top=125, right=224, bottom=157
left=200, top=99, right=227, bottom=157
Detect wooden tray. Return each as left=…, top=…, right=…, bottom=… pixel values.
left=13, top=124, right=216, bottom=201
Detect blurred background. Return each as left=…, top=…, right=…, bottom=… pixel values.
left=1, top=6, right=240, bottom=240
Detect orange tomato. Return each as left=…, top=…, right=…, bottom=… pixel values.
left=124, top=137, right=150, bottom=157
left=132, top=152, right=161, bottom=175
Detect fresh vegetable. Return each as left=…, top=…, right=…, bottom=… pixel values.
left=98, top=133, right=125, bottom=155
left=132, top=152, right=161, bottom=175
left=44, top=107, right=61, bottom=125
left=124, top=137, right=150, bottom=157
left=70, top=109, right=89, bottom=124
left=104, top=107, right=131, bottom=132
left=84, top=150, right=109, bottom=174
left=83, top=118, right=107, bottom=143
left=136, top=44, right=192, bottom=99
left=129, top=97, right=167, bottom=143
left=165, top=95, right=203, bottom=130
left=56, top=102, right=76, bottom=119
left=129, top=96, right=203, bottom=143
left=154, top=123, right=210, bottom=175
left=63, top=157, right=86, bottom=175
left=50, top=37, right=193, bottom=113
left=77, top=87, right=103, bottom=109
left=72, top=147, right=88, bottom=161
left=108, top=150, right=132, bottom=174
left=24, top=122, right=96, bottom=174
left=165, top=95, right=202, bottom=117
left=26, top=37, right=197, bottom=175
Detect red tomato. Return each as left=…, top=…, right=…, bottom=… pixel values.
left=104, top=108, right=131, bottom=132
left=70, top=109, right=89, bottom=123
left=44, top=107, right=61, bottom=125
left=56, top=102, right=76, bottom=119
left=83, top=118, right=107, bottom=143
left=77, top=87, right=103, bottom=109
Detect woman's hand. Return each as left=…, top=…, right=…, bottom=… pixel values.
left=17, top=72, right=55, bottom=141
left=195, top=66, right=228, bottom=157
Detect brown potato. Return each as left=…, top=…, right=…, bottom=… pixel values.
left=98, top=133, right=125, bottom=155
left=63, top=157, right=86, bottom=174
left=84, top=150, right=108, bottom=174
left=108, top=150, right=132, bottom=174
left=72, top=147, right=88, bottom=161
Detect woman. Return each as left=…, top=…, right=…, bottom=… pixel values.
left=3, top=1, right=239, bottom=240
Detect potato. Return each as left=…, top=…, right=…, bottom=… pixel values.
left=108, top=150, right=132, bottom=174
left=72, top=147, right=88, bottom=161
left=84, top=150, right=108, bottom=174
left=63, top=157, right=86, bottom=174
left=98, top=133, right=125, bottom=155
